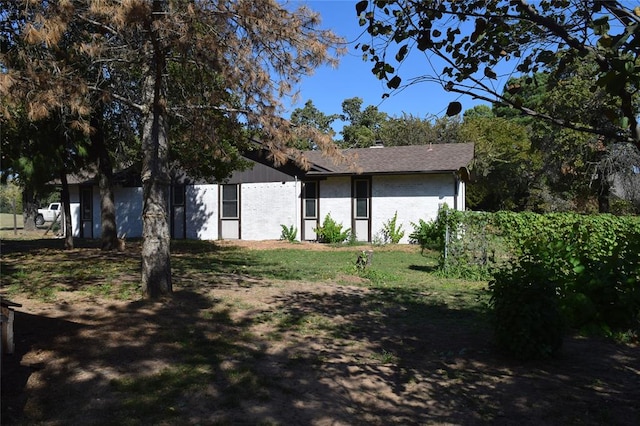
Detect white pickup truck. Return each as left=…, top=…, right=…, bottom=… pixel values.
left=35, top=202, right=62, bottom=226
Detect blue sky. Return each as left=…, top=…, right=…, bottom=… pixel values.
left=286, top=0, right=490, bottom=124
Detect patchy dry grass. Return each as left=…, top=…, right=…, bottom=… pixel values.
left=1, top=239, right=638, bottom=425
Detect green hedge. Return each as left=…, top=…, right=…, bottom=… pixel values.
left=413, top=208, right=640, bottom=358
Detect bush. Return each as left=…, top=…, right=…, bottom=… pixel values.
left=511, top=215, right=640, bottom=334
left=314, top=214, right=351, bottom=244
left=0, top=182, right=23, bottom=214
left=279, top=224, right=297, bottom=242
left=409, top=205, right=459, bottom=252
left=488, top=214, right=640, bottom=358
left=489, top=258, right=565, bottom=360
left=380, top=211, right=405, bottom=244
left=411, top=209, right=640, bottom=348
left=409, top=218, right=438, bottom=250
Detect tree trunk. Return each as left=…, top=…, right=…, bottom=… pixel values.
left=60, top=170, right=74, bottom=249
left=141, top=1, right=172, bottom=298
left=22, top=189, right=37, bottom=231
left=91, top=109, right=119, bottom=250
left=598, top=183, right=610, bottom=213
left=141, top=88, right=172, bottom=298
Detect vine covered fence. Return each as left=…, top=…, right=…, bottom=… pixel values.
left=413, top=206, right=640, bottom=281
left=411, top=207, right=640, bottom=356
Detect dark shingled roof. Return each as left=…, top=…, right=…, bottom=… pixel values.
left=302, top=143, right=474, bottom=176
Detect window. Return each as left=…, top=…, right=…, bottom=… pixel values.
left=221, top=184, right=238, bottom=218
left=81, top=188, right=92, bottom=221
left=354, top=179, right=369, bottom=219
left=172, top=184, right=185, bottom=206
left=303, top=181, right=317, bottom=219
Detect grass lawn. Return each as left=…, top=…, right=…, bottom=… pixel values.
left=0, top=212, right=23, bottom=229
left=0, top=212, right=60, bottom=241
left=1, top=239, right=638, bottom=425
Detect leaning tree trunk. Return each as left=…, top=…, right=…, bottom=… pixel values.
left=91, top=108, right=119, bottom=251
left=60, top=170, right=74, bottom=249
left=140, top=3, right=172, bottom=299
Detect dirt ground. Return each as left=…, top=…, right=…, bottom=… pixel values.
left=1, top=239, right=639, bottom=425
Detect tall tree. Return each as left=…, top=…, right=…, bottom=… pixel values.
left=377, top=113, right=435, bottom=146
left=1, top=1, right=93, bottom=233
left=461, top=112, right=536, bottom=211
left=340, top=97, right=389, bottom=147
left=431, top=116, right=464, bottom=144
left=290, top=100, right=339, bottom=149
left=495, top=59, right=621, bottom=212
left=2, top=1, right=343, bottom=298
left=355, top=0, right=640, bottom=149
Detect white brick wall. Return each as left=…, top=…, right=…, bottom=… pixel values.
left=318, top=176, right=352, bottom=231
left=240, top=181, right=299, bottom=240
left=70, top=173, right=465, bottom=243
left=71, top=186, right=144, bottom=239
left=115, top=187, right=143, bottom=238
left=371, top=174, right=457, bottom=244
left=186, top=185, right=218, bottom=240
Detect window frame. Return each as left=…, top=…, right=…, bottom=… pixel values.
left=81, top=187, right=92, bottom=221
left=172, top=184, right=185, bottom=206
left=221, top=184, right=239, bottom=219
left=303, top=181, right=318, bottom=219
left=353, top=179, right=369, bottom=219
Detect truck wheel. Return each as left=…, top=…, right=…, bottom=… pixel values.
left=35, top=215, right=45, bottom=226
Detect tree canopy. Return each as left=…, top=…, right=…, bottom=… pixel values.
left=356, top=0, right=640, bottom=148
left=289, top=100, right=339, bottom=149
left=1, top=0, right=344, bottom=298
left=339, top=97, right=389, bottom=147
left=461, top=112, right=535, bottom=211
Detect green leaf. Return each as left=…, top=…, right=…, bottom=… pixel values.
left=387, top=75, right=401, bottom=89
left=355, top=0, right=368, bottom=15
left=471, top=18, right=486, bottom=43
left=573, top=264, right=585, bottom=274
left=446, top=101, right=462, bottom=116
left=598, top=35, right=613, bottom=48
left=591, top=15, right=609, bottom=35
left=536, top=50, right=556, bottom=64
left=620, top=116, right=629, bottom=129
left=395, top=44, right=408, bottom=61
left=625, top=60, right=635, bottom=73
left=417, top=30, right=432, bottom=51
left=484, top=67, right=497, bottom=79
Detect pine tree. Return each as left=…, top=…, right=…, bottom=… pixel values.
left=1, top=0, right=344, bottom=298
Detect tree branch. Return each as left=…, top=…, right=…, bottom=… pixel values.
left=169, top=105, right=249, bottom=114
left=76, top=14, right=119, bottom=37
left=443, top=83, right=637, bottom=144
left=88, top=86, right=147, bottom=113
left=514, top=0, right=609, bottom=70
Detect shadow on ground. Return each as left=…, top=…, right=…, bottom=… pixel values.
left=2, top=285, right=638, bottom=425
left=1, top=239, right=639, bottom=425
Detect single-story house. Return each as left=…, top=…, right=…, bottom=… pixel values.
left=66, top=143, right=474, bottom=243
